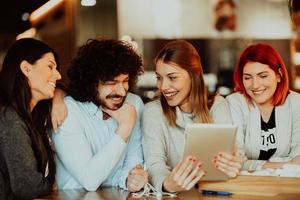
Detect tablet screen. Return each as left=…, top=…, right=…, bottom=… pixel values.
left=183, top=123, right=237, bottom=181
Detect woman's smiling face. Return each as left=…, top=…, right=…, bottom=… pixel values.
left=156, top=60, right=192, bottom=112
left=242, top=62, right=280, bottom=107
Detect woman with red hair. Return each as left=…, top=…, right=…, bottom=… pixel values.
left=226, top=43, right=300, bottom=171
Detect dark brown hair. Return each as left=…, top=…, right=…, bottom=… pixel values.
left=0, top=38, right=57, bottom=186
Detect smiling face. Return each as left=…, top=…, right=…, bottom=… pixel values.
left=242, top=62, right=280, bottom=107
left=97, top=74, right=129, bottom=110
left=156, top=60, right=192, bottom=112
left=23, top=52, right=61, bottom=107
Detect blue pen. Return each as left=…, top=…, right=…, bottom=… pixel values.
left=201, top=189, right=233, bottom=196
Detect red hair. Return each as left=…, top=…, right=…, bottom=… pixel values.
left=234, top=43, right=289, bottom=105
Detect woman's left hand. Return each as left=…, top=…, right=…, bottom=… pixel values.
left=212, top=148, right=242, bottom=178
left=51, top=89, right=67, bottom=131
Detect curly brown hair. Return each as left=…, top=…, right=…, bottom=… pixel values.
left=67, top=38, right=143, bottom=105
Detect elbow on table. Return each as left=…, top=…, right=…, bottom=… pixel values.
left=13, top=189, right=34, bottom=200
left=12, top=183, right=50, bottom=200
left=84, top=185, right=98, bottom=192
left=81, top=181, right=100, bottom=192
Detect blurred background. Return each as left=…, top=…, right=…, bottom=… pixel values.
left=0, top=0, right=299, bottom=102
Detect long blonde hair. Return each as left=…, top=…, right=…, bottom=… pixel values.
left=155, top=40, right=213, bottom=127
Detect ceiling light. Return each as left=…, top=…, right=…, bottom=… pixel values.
left=81, top=0, right=96, bottom=7
left=21, top=12, right=30, bottom=21
left=29, top=0, right=64, bottom=24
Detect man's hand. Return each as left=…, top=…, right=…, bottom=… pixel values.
left=163, top=156, right=204, bottom=192
left=102, top=103, right=136, bottom=142
left=126, top=165, right=148, bottom=192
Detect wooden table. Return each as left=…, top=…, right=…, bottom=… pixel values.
left=36, top=175, right=300, bottom=200
left=199, top=175, right=300, bottom=198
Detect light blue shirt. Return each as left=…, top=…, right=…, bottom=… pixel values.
left=52, top=93, right=144, bottom=191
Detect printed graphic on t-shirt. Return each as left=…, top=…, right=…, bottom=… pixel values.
left=260, top=128, right=277, bottom=151
left=258, top=107, right=277, bottom=160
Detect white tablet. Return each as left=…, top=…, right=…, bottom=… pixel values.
left=183, top=123, right=237, bottom=181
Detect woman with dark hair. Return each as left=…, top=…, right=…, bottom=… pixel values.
left=142, top=40, right=242, bottom=193
left=0, top=38, right=61, bottom=199
left=226, top=43, right=300, bottom=171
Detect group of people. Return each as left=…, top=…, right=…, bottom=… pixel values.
left=1, top=37, right=300, bottom=199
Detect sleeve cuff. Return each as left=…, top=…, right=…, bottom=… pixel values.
left=118, top=171, right=128, bottom=190
left=247, top=160, right=266, bottom=171
left=151, top=171, right=170, bottom=192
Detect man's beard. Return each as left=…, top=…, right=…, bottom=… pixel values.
left=100, top=94, right=126, bottom=110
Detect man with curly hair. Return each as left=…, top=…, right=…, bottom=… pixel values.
left=51, top=38, right=148, bottom=192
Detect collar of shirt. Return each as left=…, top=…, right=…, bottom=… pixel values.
left=83, top=101, right=104, bottom=119
left=175, top=106, right=194, bottom=129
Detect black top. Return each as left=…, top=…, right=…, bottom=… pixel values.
left=258, top=107, right=277, bottom=160
left=0, top=107, right=51, bottom=200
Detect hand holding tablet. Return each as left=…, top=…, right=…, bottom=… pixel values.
left=163, top=156, right=205, bottom=192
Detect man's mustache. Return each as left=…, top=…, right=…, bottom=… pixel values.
left=106, top=95, right=124, bottom=99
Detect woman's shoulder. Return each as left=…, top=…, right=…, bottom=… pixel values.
left=225, top=92, right=248, bottom=106
left=143, top=100, right=165, bottom=119
left=213, top=94, right=226, bottom=103
left=287, top=91, right=300, bottom=101
left=0, top=106, right=22, bottom=124
left=0, top=106, right=28, bottom=140
left=285, top=91, right=300, bottom=107
left=209, top=94, right=232, bottom=123
left=142, top=100, right=166, bottom=127
left=210, top=94, right=226, bottom=109
left=144, top=99, right=163, bottom=112
left=226, top=92, right=244, bottom=101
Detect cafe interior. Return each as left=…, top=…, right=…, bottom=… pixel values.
left=1, top=0, right=300, bottom=199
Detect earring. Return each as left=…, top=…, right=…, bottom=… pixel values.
left=278, top=68, right=283, bottom=77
